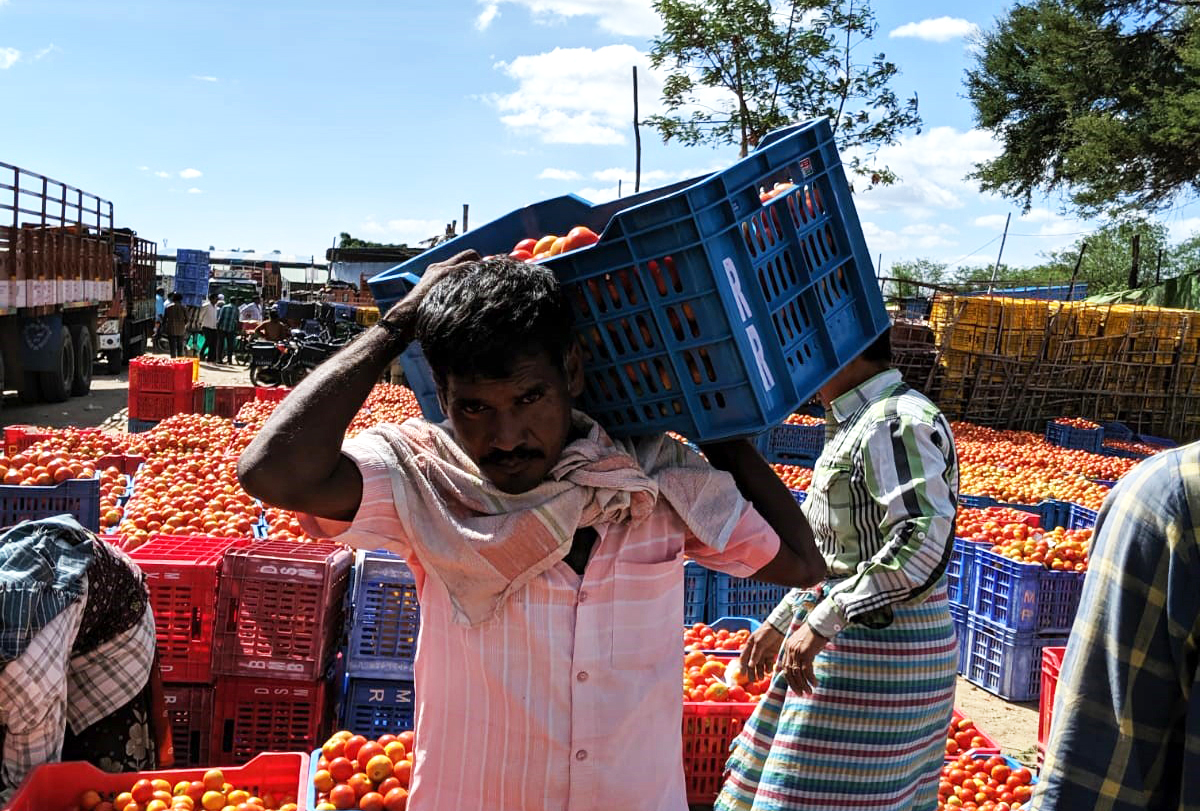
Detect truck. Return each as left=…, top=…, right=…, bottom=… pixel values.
left=0, top=161, right=156, bottom=402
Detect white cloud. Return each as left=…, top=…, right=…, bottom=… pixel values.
left=136, top=165, right=150, bottom=172
left=490, top=44, right=659, bottom=145
left=539, top=168, right=582, bottom=181
left=33, top=44, right=59, bottom=61
left=191, top=75, right=219, bottom=82
left=360, top=217, right=447, bottom=245
left=889, top=17, right=979, bottom=43
left=179, top=168, right=203, bottom=179
left=1168, top=216, right=1200, bottom=243
left=849, top=127, right=1003, bottom=217
left=577, top=185, right=621, bottom=204
left=476, top=2, right=500, bottom=30
left=476, top=0, right=659, bottom=37
left=0, top=48, right=19, bottom=70
left=154, top=171, right=170, bottom=178
left=973, top=214, right=1008, bottom=230
left=186, top=188, right=203, bottom=194
left=974, top=208, right=1083, bottom=237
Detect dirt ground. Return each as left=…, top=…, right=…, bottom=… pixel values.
left=1, top=356, right=1044, bottom=765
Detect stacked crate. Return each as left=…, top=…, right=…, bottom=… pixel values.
left=209, top=540, right=351, bottom=763
left=958, top=501, right=1091, bottom=701
left=175, top=249, right=211, bottom=307
left=338, top=550, right=420, bottom=737
left=127, top=357, right=194, bottom=424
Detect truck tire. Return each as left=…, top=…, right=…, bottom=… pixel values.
left=17, top=373, right=41, bottom=405
left=38, top=326, right=75, bottom=403
left=69, top=325, right=93, bottom=396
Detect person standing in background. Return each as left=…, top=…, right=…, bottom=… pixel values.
left=198, top=293, right=219, bottom=363
left=162, top=293, right=188, bottom=358
left=217, top=296, right=240, bottom=365
left=239, top=296, right=263, bottom=323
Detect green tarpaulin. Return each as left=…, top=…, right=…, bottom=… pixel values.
left=1085, top=269, right=1200, bottom=310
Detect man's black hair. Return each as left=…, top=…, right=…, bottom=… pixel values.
left=209, top=292, right=219, bottom=302
left=156, top=287, right=165, bottom=296
left=416, top=257, right=574, bottom=386
left=170, top=292, right=182, bottom=303
left=862, top=326, right=892, bottom=364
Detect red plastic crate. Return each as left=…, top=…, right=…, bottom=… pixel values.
left=6, top=752, right=307, bottom=811
left=213, top=540, right=352, bottom=681
left=215, top=386, right=255, bottom=419
left=129, top=357, right=195, bottom=394
left=129, top=534, right=254, bottom=683
left=211, top=676, right=334, bottom=765
left=255, top=386, right=292, bottom=402
left=947, top=708, right=1001, bottom=760
left=683, top=701, right=755, bottom=805
left=129, top=388, right=193, bottom=421
left=163, top=683, right=214, bottom=768
left=1038, top=645, right=1066, bottom=758
left=3, top=425, right=52, bottom=455
left=94, top=453, right=146, bottom=475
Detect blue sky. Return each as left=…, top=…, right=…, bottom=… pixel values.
left=3, top=0, right=1198, bottom=273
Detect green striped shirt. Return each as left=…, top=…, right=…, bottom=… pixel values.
left=767, top=369, right=959, bottom=638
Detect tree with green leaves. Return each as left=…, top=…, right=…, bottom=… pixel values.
left=1038, top=217, right=1174, bottom=292
left=646, top=0, right=920, bottom=184
left=337, top=232, right=411, bottom=250
left=967, top=0, right=1200, bottom=216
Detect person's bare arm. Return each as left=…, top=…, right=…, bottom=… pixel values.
left=699, top=438, right=825, bottom=588
left=237, top=251, right=479, bottom=520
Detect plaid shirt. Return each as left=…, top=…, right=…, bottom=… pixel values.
left=1032, top=441, right=1200, bottom=811
left=0, top=570, right=156, bottom=798
left=217, top=303, right=240, bottom=332
left=767, top=369, right=959, bottom=638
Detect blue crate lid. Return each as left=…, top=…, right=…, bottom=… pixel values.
left=371, top=119, right=888, bottom=442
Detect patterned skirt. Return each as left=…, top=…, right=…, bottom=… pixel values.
left=715, top=584, right=957, bottom=811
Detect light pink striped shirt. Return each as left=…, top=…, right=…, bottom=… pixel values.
left=301, top=434, right=780, bottom=811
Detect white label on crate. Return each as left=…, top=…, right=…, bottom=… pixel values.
left=722, top=258, right=776, bottom=392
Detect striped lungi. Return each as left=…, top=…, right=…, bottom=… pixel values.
left=715, top=583, right=957, bottom=811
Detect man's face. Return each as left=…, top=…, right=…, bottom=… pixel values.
left=440, top=347, right=584, bottom=494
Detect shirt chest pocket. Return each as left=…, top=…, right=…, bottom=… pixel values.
left=808, top=460, right=855, bottom=551
left=610, top=552, right=684, bottom=671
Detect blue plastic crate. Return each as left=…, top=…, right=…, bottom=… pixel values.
left=1044, top=421, right=1104, bottom=453
left=373, top=119, right=889, bottom=442
left=756, top=422, right=824, bottom=465
left=337, top=675, right=416, bottom=737
left=176, top=249, right=210, bottom=265
left=709, top=573, right=790, bottom=621
left=971, top=547, right=1084, bottom=634
left=949, top=602, right=968, bottom=674
left=964, top=614, right=1068, bottom=701
left=0, top=476, right=100, bottom=532
left=127, top=417, right=159, bottom=434
left=173, top=273, right=209, bottom=295
left=946, top=537, right=977, bottom=607
left=1098, top=445, right=1147, bottom=460
left=684, top=560, right=708, bottom=626
left=181, top=292, right=206, bottom=308
left=1040, top=499, right=1098, bottom=531
left=1136, top=432, right=1177, bottom=449
left=1100, top=421, right=1134, bottom=441
left=345, top=550, right=420, bottom=679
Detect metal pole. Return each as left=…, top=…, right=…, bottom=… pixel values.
left=988, top=212, right=1011, bottom=293
left=1129, top=233, right=1141, bottom=289
left=463, top=204, right=469, bottom=233
left=633, top=66, right=642, bottom=193
left=1067, top=241, right=1087, bottom=300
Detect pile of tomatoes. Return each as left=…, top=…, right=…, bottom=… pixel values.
left=938, top=754, right=1035, bottom=810
left=1051, top=417, right=1100, bottom=431
left=506, top=226, right=600, bottom=263
left=312, top=730, right=414, bottom=811
left=683, top=622, right=751, bottom=653
left=73, top=768, right=297, bottom=811
left=946, top=714, right=997, bottom=757
left=989, top=526, right=1092, bottom=572
left=782, top=412, right=824, bottom=427
left=771, top=463, right=813, bottom=492
left=954, top=506, right=1040, bottom=543
left=683, top=651, right=771, bottom=703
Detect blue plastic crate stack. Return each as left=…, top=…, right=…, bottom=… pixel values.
left=337, top=550, right=420, bottom=737
left=951, top=494, right=1098, bottom=702
left=174, top=248, right=211, bottom=306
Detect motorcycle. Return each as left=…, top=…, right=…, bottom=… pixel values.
left=249, top=330, right=346, bottom=387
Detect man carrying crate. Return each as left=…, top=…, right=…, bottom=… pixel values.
left=238, top=251, right=825, bottom=811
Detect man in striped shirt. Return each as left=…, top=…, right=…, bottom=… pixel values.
left=1032, top=440, right=1200, bottom=811
left=239, top=251, right=825, bottom=811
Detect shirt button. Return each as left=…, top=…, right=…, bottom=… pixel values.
left=576, top=671, right=588, bottom=682
left=578, top=590, right=588, bottom=603
left=576, top=749, right=588, bottom=761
